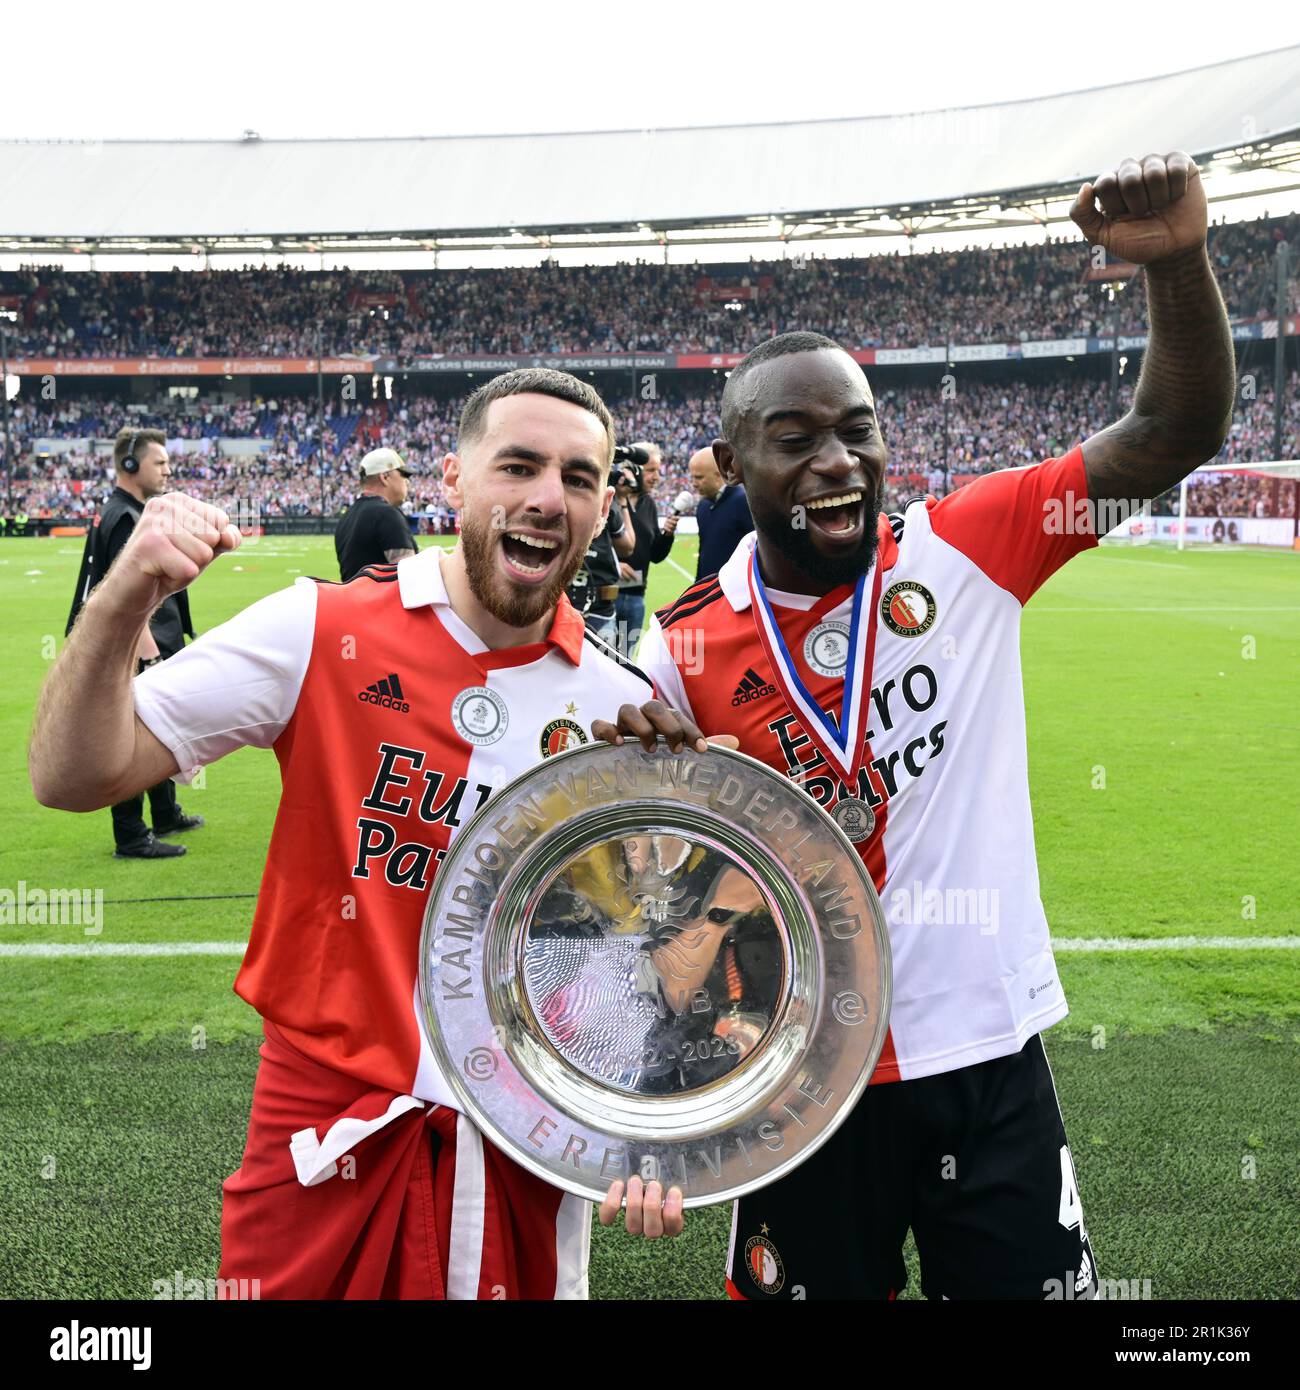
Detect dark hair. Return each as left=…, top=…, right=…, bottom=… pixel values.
left=458, top=368, right=615, bottom=469
left=720, top=331, right=844, bottom=444
left=113, top=426, right=166, bottom=470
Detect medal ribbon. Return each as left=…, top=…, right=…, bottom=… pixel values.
left=747, top=544, right=883, bottom=785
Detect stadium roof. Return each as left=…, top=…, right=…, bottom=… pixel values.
left=3, top=44, right=1300, bottom=255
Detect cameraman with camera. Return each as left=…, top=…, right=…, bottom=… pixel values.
left=612, top=441, right=679, bottom=658
left=566, top=473, right=635, bottom=644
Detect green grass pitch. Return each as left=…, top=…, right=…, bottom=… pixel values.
left=1, top=532, right=1297, bottom=1299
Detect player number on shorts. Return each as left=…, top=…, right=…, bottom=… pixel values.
left=1057, top=1144, right=1082, bottom=1232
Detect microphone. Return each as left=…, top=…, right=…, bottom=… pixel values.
left=672, top=491, right=696, bottom=516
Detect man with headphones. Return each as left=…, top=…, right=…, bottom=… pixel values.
left=65, top=427, right=203, bottom=859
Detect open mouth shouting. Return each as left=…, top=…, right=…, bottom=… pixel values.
left=803, top=489, right=865, bottom=544
left=499, top=527, right=566, bottom=584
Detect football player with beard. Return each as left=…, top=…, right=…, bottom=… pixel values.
left=32, top=369, right=719, bottom=1298
left=603, top=150, right=1234, bottom=1300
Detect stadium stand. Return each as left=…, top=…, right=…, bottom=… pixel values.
left=7, top=371, right=1297, bottom=523
left=2, top=197, right=1295, bottom=532
left=2, top=212, right=1297, bottom=359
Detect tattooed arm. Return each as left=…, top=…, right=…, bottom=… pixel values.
left=1070, top=152, right=1235, bottom=511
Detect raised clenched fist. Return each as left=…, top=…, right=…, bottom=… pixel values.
left=1069, top=151, right=1206, bottom=266
left=103, top=492, right=242, bottom=618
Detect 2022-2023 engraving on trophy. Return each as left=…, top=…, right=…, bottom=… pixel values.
left=522, top=832, right=784, bottom=1096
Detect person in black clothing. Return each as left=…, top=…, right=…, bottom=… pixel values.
left=688, top=445, right=754, bottom=579
left=567, top=490, right=635, bottom=643
left=334, top=447, right=418, bottom=581
left=613, top=442, right=678, bottom=657
left=65, top=428, right=204, bottom=859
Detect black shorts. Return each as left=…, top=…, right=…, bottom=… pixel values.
left=727, top=1033, right=1098, bottom=1300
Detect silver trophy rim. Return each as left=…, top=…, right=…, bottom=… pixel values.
left=418, top=737, right=892, bottom=1208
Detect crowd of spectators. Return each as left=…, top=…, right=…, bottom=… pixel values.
left=3, top=212, right=1296, bottom=360
left=5, top=394, right=337, bottom=443
left=7, top=370, right=1296, bottom=522
left=1, top=267, right=409, bottom=360
left=1177, top=471, right=1291, bottom=518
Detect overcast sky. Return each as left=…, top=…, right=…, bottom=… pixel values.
left=6, top=0, right=1299, bottom=141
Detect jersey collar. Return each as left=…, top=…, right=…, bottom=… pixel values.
left=545, top=594, right=587, bottom=665
left=396, top=547, right=585, bottom=667
left=718, top=532, right=759, bottom=611
left=719, top=520, right=897, bottom=611
left=397, top=546, right=451, bottom=609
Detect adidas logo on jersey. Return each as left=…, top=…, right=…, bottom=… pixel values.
left=732, top=667, right=777, bottom=706
left=358, top=673, right=410, bottom=713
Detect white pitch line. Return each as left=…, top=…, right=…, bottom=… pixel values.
left=665, top=557, right=695, bottom=581
left=1032, top=606, right=1300, bottom=613
left=0, top=942, right=246, bottom=957
left=1095, top=557, right=1194, bottom=570
left=1051, top=936, right=1299, bottom=952
left=2, top=936, right=1297, bottom=959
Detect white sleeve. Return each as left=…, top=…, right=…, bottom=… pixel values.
left=133, top=578, right=318, bottom=784
left=637, top=615, right=694, bottom=722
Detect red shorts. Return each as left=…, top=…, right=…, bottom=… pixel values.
left=218, top=1021, right=590, bottom=1299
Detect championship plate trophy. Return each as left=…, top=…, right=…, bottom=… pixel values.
left=419, top=740, right=891, bottom=1206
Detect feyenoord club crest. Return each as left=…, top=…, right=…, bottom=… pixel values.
left=540, top=717, right=588, bottom=757
left=745, top=1227, right=785, bottom=1293
left=804, top=621, right=851, bottom=677
left=451, top=686, right=509, bottom=746
left=880, top=580, right=937, bottom=637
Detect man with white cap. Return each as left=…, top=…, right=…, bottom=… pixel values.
left=334, top=446, right=419, bottom=581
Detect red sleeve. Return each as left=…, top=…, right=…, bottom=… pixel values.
left=924, top=445, right=1096, bottom=604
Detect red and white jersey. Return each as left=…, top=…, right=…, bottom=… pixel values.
left=219, top=1020, right=590, bottom=1300
left=133, top=547, right=652, bottom=1107
left=638, top=447, right=1098, bottom=1084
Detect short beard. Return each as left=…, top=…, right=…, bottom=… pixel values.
left=460, top=508, right=586, bottom=630
left=751, top=479, right=886, bottom=589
